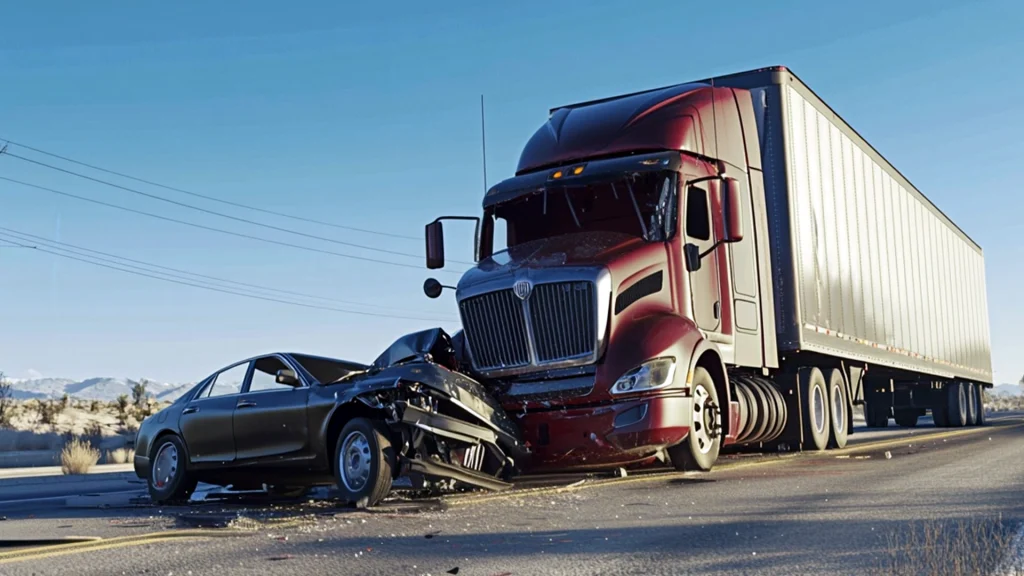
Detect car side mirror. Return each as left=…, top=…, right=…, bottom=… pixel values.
left=425, top=220, right=445, bottom=269
left=275, top=369, right=300, bottom=387
left=722, top=177, right=743, bottom=243
left=684, top=243, right=702, bottom=272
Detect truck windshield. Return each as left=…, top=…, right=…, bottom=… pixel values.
left=491, top=171, right=677, bottom=250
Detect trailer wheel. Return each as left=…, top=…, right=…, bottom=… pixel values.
left=893, top=409, right=919, bottom=427
left=800, top=368, right=830, bottom=451
left=668, top=367, right=720, bottom=472
left=975, top=385, right=987, bottom=426
left=335, top=418, right=395, bottom=508
left=946, top=382, right=968, bottom=427
left=826, top=369, right=848, bottom=449
left=932, top=400, right=949, bottom=427
left=965, top=383, right=979, bottom=426
left=865, top=400, right=889, bottom=428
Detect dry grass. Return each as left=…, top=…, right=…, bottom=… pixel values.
left=987, top=394, right=1024, bottom=413
left=105, top=447, right=135, bottom=464
left=876, top=516, right=1024, bottom=576
left=60, top=437, right=100, bottom=475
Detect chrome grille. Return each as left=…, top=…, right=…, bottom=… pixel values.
left=529, top=281, right=596, bottom=363
left=459, top=289, right=530, bottom=370
left=459, top=280, right=597, bottom=373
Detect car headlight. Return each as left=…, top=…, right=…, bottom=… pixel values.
left=611, top=357, right=677, bottom=394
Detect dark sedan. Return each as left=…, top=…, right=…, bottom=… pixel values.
left=134, top=329, right=524, bottom=507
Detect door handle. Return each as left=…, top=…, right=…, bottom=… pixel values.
left=236, top=400, right=257, bottom=409
left=182, top=406, right=200, bottom=415
left=713, top=301, right=721, bottom=320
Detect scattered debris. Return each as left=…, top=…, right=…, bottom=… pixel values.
left=884, top=451, right=892, bottom=459
left=835, top=455, right=850, bottom=459
left=425, top=530, right=441, bottom=539
left=447, top=568, right=460, bottom=575
left=268, top=555, right=294, bottom=561
left=613, top=467, right=628, bottom=478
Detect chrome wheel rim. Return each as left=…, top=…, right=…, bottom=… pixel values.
left=340, top=431, right=372, bottom=492
left=152, top=443, right=178, bottom=490
left=692, top=384, right=717, bottom=454
left=812, top=385, right=826, bottom=434
left=832, top=384, right=844, bottom=433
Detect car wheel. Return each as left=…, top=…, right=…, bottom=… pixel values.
left=668, top=367, right=721, bottom=472
left=335, top=418, right=395, bottom=508
left=826, top=369, right=849, bottom=449
left=148, top=435, right=197, bottom=504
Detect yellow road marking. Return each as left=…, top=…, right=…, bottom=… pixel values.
left=0, top=529, right=245, bottom=564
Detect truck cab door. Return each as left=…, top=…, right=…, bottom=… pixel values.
left=684, top=182, right=722, bottom=333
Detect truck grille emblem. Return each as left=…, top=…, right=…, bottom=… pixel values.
left=513, top=280, right=532, bottom=301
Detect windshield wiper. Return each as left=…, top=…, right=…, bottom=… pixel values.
left=623, top=180, right=650, bottom=240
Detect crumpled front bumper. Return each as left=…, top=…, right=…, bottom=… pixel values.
left=513, top=391, right=692, bottom=472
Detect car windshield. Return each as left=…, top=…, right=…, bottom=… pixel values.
left=290, top=354, right=366, bottom=384
left=491, top=171, right=677, bottom=251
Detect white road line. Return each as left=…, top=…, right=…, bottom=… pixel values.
left=0, top=489, right=144, bottom=508
left=994, top=522, right=1024, bottom=575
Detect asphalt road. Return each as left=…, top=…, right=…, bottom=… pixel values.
left=1, top=414, right=1022, bottom=576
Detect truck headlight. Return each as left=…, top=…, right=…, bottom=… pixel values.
left=611, top=357, right=677, bottom=395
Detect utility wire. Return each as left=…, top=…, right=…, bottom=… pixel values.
left=0, top=150, right=436, bottom=262
left=0, top=175, right=465, bottom=275
left=0, top=226, right=456, bottom=319
left=0, top=238, right=457, bottom=323
left=0, top=137, right=419, bottom=241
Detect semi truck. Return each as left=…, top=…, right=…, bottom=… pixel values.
left=422, top=66, right=993, bottom=473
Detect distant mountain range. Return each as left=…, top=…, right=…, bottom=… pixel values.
left=4, top=377, right=192, bottom=402
left=991, top=384, right=1023, bottom=397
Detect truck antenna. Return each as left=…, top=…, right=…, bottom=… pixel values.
left=710, top=77, right=721, bottom=175
left=480, top=94, right=489, bottom=193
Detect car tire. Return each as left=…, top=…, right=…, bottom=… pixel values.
left=826, top=369, right=849, bottom=449
left=668, top=367, right=720, bottom=472
left=801, top=368, right=830, bottom=451
left=147, top=435, right=197, bottom=504
left=335, top=418, right=395, bottom=508
left=893, top=409, right=919, bottom=428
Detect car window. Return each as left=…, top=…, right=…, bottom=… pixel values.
left=204, top=362, right=248, bottom=398
left=248, top=356, right=297, bottom=392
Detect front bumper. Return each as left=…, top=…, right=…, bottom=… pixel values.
left=514, top=392, right=691, bottom=472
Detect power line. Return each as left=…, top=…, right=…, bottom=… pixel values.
left=0, top=226, right=455, bottom=319
left=0, top=237, right=457, bottom=323
left=0, top=137, right=420, bottom=241
left=1, top=150, right=434, bottom=262
left=0, top=175, right=464, bottom=275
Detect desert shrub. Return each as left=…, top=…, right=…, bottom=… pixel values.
left=123, top=416, right=140, bottom=433
left=131, top=379, right=148, bottom=408
left=61, top=437, right=100, bottom=474
left=115, top=394, right=130, bottom=424
left=0, top=373, right=13, bottom=428
left=106, top=447, right=135, bottom=464
left=89, top=399, right=102, bottom=413
left=39, top=399, right=63, bottom=425
left=83, top=421, right=104, bottom=448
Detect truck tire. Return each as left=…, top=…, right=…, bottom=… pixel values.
left=893, top=409, right=919, bottom=427
left=826, top=369, right=848, bottom=449
left=946, top=382, right=968, bottom=427
left=865, top=400, right=889, bottom=428
left=800, top=368, right=830, bottom=451
left=965, top=383, right=979, bottom=426
left=975, top=385, right=987, bottom=426
left=668, top=367, right=721, bottom=472
left=335, top=418, right=395, bottom=508
left=932, top=402, right=949, bottom=427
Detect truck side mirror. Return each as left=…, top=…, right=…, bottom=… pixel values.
left=722, top=177, right=743, bottom=243
left=423, top=278, right=443, bottom=299
left=684, top=243, right=702, bottom=272
left=425, top=220, right=445, bottom=269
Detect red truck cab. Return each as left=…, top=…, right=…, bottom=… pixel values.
left=425, top=75, right=776, bottom=473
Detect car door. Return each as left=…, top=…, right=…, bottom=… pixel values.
left=178, top=361, right=249, bottom=464
left=232, top=354, right=310, bottom=461
left=684, top=182, right=722, bottom=333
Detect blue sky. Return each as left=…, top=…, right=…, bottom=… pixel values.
left=1, top=0, right=1022, bottom=384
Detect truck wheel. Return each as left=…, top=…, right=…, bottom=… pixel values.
left=335, top=418, right=395, bottom=508
left=975, top=385, right=987, bottom=426
left=800, top=368, right=830, bottom=451
left=826, top=369, right=848, bottom=449
left=893, top=409, right=919, bottom=427
left=946, top=382, right=968, bottom=427
left=668, top=367, right=720, bottom=472
left=965, top=383, right=979, bottom=426
left=148, top=434, right=198, bottom=504
left=932, top=399, right=949, bottom=427
left=864, top=400, right=888, bottom=428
